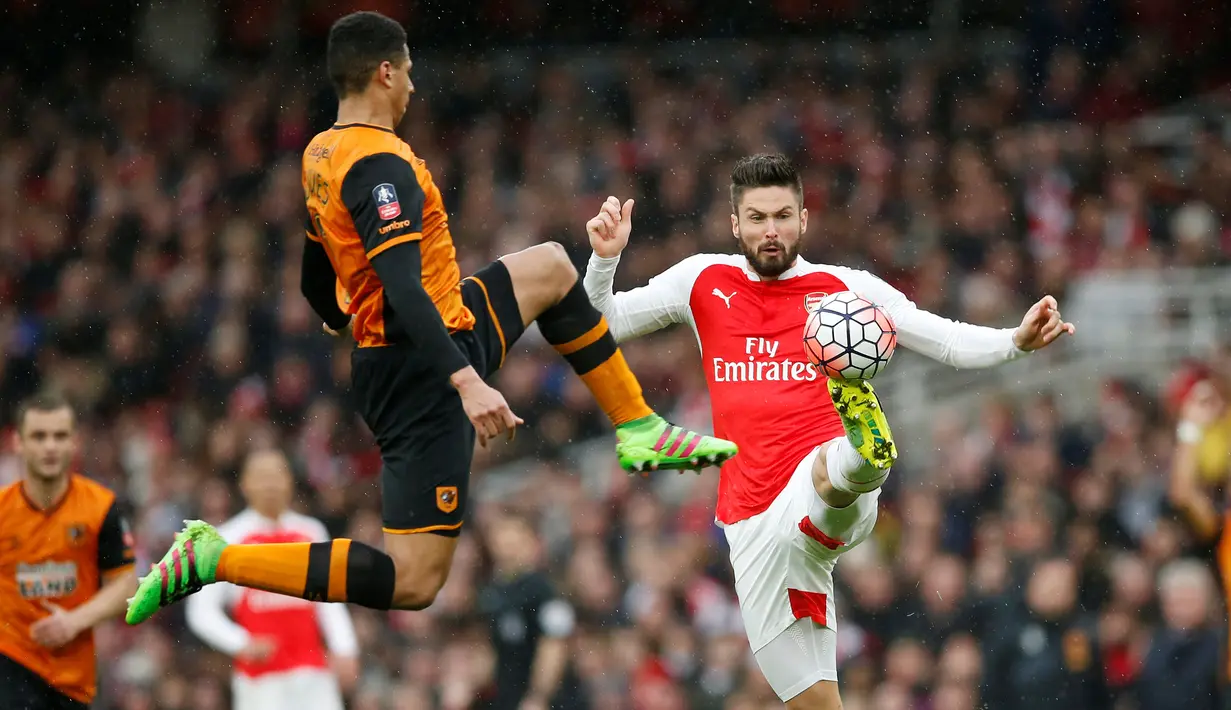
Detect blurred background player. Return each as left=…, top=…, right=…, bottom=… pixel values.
left=185, top=448, right=358, bottom=710
left=0, top=392, right=136, bottom=710
left=126, top=9, right=737, bottom=628
left=583, top=154, right=1074, bottom=709
left=477, top=510, right=578, bottom=710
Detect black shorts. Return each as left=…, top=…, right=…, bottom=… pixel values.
left=0, top=653, right=89, bottom=710
left=352, top=259, right=525, bottom=536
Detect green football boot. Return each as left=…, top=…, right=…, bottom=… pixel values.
left=126, top=520, right=227, bottom=625
left=615, top=414, right=738, bottom=474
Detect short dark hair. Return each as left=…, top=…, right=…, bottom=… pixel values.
left=15, top=390, right=75, bottom=431
left=327, top=11, right=408, bottom=99
left=729, top=153, right=804, bottom=211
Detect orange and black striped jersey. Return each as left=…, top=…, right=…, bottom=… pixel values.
left=302, top=123, right=475, bottom=348
left=0, top=475, right=135, bottom=703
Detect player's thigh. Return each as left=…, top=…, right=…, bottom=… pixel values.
left=494, top=242, right=577, bottom=327
left=232, top=675, right=287, bottom=710
left=462, top=259, right=529, bottom=376
left=351, top=347, right=470, bottom=591
left=286, top=670, right=345, bottom=710
left=352, top=346, right=473, bottom=533
left=753, top=619, right=841, bottom=708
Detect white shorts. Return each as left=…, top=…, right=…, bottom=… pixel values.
left=233, top=668, right=344, bottom=710
left=723, top=446, right=880, bottom=701
left=754, top=620, right=839, bottom=700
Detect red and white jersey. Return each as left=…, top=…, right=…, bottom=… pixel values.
left=185, top=510, right=358, bottom=679
left=585, top=252, right=1026, bottom=525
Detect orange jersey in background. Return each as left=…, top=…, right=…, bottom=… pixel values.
left=0, top=475, right=135, bottom=703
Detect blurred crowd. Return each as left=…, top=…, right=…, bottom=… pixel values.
left=3, top=0, right=1231, bottom=707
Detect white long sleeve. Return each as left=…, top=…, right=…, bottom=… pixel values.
left=834, top=266, right=1027, bottom=368
left=316, top=603, right=359, bottom=657
left=583, top=252, right=722, bottom=342
left=185, top=583, right=249, bottom=657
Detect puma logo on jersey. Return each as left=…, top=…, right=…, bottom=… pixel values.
left=712, top=288, right=736, bottom=308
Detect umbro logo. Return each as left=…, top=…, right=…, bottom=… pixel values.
left=712, top=288, right=736, bottom=308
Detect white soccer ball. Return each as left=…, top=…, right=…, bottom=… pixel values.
left=802, top=291, right=897, bottom=381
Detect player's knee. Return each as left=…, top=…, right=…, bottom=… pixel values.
left=390, top=574, right=446, bottom=611
left=540, top=239, right=572, bottom=267
left=385, top=545, right=452, bottom=611
left=539, top=240, right=577, bottom=289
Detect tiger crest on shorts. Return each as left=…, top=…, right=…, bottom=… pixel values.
left=436, top=486, right=458, bottom=514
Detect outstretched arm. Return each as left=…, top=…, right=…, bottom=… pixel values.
left=583, top=196, right=700, bottom=342
left=584, top=253, right=704, bottom=342
left=838, top=268, right=1074, bottom=368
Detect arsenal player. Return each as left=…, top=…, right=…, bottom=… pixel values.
left=185, top=450, right=358, bottom=710
left=583, top=153, right=1074, bottom=710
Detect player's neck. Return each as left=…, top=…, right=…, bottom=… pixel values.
left=22, top=473, right=70, bottom=511
left=336, top=97, right=396, bottom=130
left=253, top=507, right=284, bottom=523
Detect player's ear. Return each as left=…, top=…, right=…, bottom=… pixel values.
left=800, top=207, right=808, bottom=235
left=730, top=213, right=739, bottom=239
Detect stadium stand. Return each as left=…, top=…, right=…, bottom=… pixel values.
left=2, top=0, right=1231, bottom=707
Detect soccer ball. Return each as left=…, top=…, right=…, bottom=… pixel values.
left=802, top=291, right=897, bottom=381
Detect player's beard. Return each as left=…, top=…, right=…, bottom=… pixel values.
left=739, top=233, right=799, bottom=279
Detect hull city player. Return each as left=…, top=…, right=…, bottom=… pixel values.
left=126, top=11, right=735, bottom=627
left=582, top=154, right=1075, bottom=709
left=185, top=450, right=358, bottom=710
left=0, top=392, right=137, bottom=710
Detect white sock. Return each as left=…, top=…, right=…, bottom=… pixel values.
left=826, top=436, right=890, bottom=495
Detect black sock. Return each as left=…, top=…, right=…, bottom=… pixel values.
left=340, top=541, right=396, bottom=610
left=538, top=278, right=654, bottom=426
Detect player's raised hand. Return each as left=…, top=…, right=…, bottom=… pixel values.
left=455, top=375, right=524, bottom=447
left=587, top=196, right=635, bottom=259
left=1013, top=295, right=1076, bottom=351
